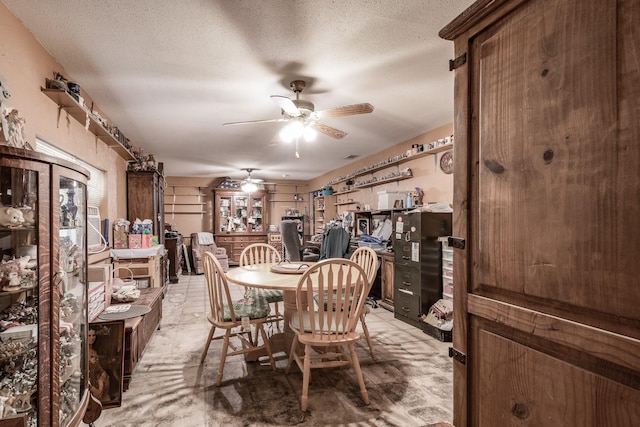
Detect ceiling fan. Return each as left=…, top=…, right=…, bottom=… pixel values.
left=240, top=168, right=263, bottom=192
left=223, top=80, right=374, bottom=147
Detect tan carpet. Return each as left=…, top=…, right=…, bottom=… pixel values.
left=94, top=273, right=453, bottom=427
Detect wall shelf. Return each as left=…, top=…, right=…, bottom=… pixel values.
left=335, top=200, right=358, bottom=206
left=166, top=211, right=206, bottom=215
left=354, top=173, right=413, bottom=189
left=328, top=143, right=453, bottom=185
left=164, top=185, right=207, bottom=220
left=333, top=189, right=358, bottom=196
left=41, top=87, right=137, bottom=161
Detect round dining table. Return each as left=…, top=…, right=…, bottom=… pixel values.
left=225, top=262, right=317, bottom=360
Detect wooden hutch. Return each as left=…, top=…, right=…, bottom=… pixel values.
left=212, top=182, right=268, bottom=264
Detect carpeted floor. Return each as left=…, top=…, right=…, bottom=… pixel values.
left=93, top=272, right=453, bottom=427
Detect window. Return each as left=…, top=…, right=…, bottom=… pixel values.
left=35, top=138, right=105, bottom=207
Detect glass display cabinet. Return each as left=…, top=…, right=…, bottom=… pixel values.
left=216, top=192, right=264, bottom=234
left=0, top=146, right=92, bottom=427
left=213, top=189, right=267, bottom=263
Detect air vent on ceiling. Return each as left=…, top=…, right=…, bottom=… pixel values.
left=344, top=154, right=359, bottom=160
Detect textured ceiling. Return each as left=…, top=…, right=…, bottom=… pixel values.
left=3, top=0, right=473, bottom=181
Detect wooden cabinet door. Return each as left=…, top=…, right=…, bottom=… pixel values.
left=380, top=256, right=394, bottom=310
left=127, top=170, right=164, bottom=245
left=442, top=0, right=640, bottom=425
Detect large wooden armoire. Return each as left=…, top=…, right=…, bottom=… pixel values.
left=126, top=169, right=167, bottom=287
left=126, top=169, right=165, bottom=246
left=441, top=0, right=640, bottom=425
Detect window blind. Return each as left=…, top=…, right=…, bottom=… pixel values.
left=35, top=138, right=105, bottom=207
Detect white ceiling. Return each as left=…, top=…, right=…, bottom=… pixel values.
left=3, top=0, right=473, bottom=182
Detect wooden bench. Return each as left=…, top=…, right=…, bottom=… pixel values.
left=119, top=287, right=163, bottom=390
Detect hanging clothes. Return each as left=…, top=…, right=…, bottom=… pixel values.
left=320, top=226, right=352, bottom=259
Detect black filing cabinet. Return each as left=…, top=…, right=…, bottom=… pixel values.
left=393, top=211, right=452, bottom=327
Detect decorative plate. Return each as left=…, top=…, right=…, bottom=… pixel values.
left=440, top=150, right=454, bottom=174
left=270, top=263, right=310, bottom=274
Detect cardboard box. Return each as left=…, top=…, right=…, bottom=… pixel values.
left=113, top=224, right=129, bottom=248
left=128, top=234, right=142, bottom=249
left=88, top=281, right=107, bottom=321
left=88, top=263, right=113, bottom=312
left=377, top=191, right=405, bottom=210
left=88, top=263, right=113, bottom=283
left=131, top=222, right=152, bottom=235
left=141, top=234, right=153, bottom=248
left=422, top=322, right=452, bottom=342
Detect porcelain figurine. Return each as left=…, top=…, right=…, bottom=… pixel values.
left=0, top=207, right=25, bottom=228
left=0, top=75, right=11, bottom=144
left=19, top=206, right=35, bottom=226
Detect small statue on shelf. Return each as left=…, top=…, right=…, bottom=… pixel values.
left=0, top=76, right=32, bottom=150
left=0, top=206, right=25, bottom=228
left=414, top=187, right=424, bottom=207
left=4, top=109, right=29, bottom=149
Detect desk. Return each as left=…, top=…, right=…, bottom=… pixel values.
left=225, top=262, right=316, bottom=359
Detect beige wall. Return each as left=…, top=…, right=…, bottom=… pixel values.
left=0, top=2, right=129, bottom=231
left=307, top=123, right=454, bottom=207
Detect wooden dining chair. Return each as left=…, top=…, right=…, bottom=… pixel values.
left=285, top=259, right=370, bottom=411
left=239, top=243, right=284, bottom=331
left=350, top=246, right=379, bottom=361
left=200, top=251, right=275, bottom=385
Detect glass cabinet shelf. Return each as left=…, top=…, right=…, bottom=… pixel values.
left=0, top=146, right=92, bottom=427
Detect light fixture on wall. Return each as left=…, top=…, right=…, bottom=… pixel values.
left=240, top=168, right=262, bottom=193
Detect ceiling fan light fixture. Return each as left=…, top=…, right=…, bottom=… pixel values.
left=303, top=125, right=317, bottom=142
left=224, top=80, right=372, bottom=147
left=280, top=120, right=306, bottom=143
left=241, top=181, right=258, bottom=193
left=280, top=124, right=294, bottom=143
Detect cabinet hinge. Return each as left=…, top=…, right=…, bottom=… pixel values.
left=449, top=53, right=467, bottom=71
left=448, top=236, right=466, bottom=250
left=449, top=347, right=466, bottom=365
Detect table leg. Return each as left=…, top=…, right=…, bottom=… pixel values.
left=245, top=290, right=298, bottom=362
left=282, top=290, right=297, bottom=354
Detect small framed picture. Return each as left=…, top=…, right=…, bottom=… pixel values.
left=89, top=320, right=125, bottom=408
left=356, top=218, right=370, bottom=236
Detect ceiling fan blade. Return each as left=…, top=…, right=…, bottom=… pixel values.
left=223, top=118, right=287, bottom=126
left=316, top=103, right=374, bottom=118
left=268, top=133, right=280, bottom=146
left=311, top=122, right=347, bottom=139
left=271, top=95, right=301, bottom=117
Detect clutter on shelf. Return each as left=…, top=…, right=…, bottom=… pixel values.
left=327, top=135, right=453, bottom=186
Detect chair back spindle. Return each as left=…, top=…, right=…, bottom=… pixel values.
left=239, top=243, right=281, bottom=266
left=296, top=259, right=367, bottom=340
